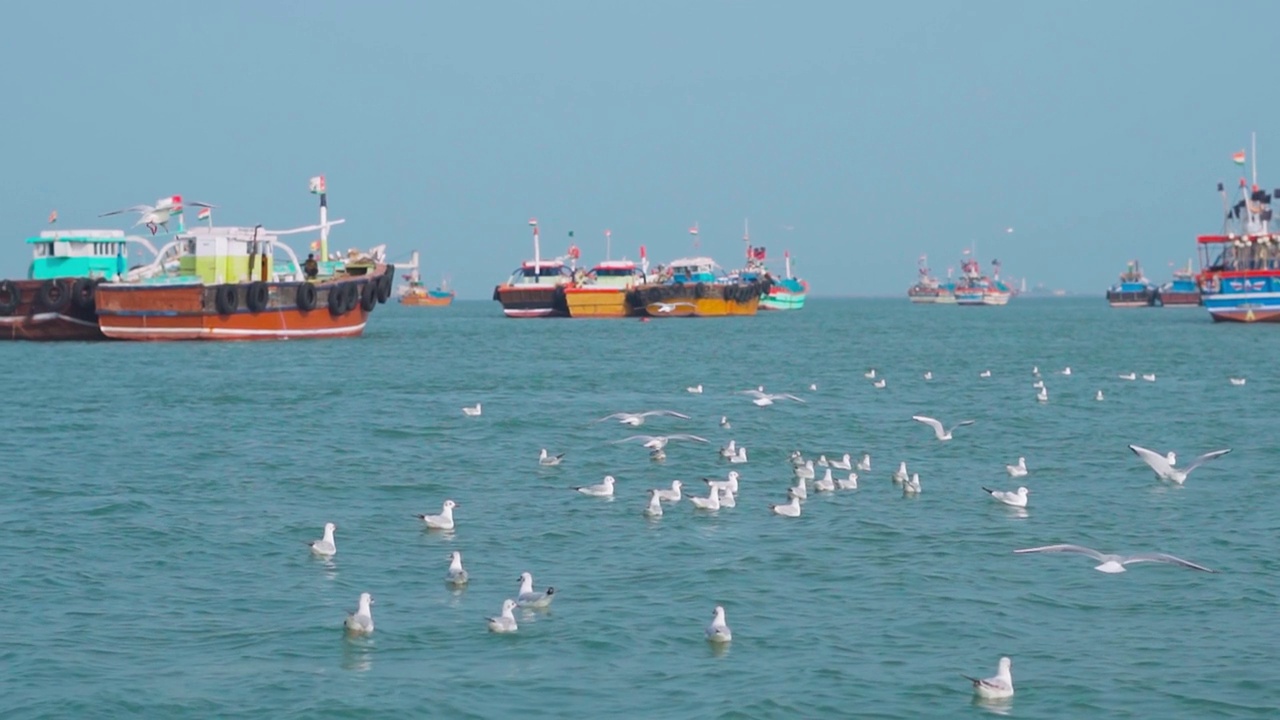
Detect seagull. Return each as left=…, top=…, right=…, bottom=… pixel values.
left=739, top=389, right=806, bottom=407
left=1032, top=380, right=1045, bottom=389
left=1036, top=387, right=1049, bottom=403
left=462, top=403, right=482, bottom=416
left=653, top=301, right=697, bottom=314
left=715, top=487, right=737, bottom=507
left=962, top=657, right=1013, bottom=699
left=686, top=384, right=704, bottom=394
left=644, top=488, right=664, bottom=517
left=1061, top=367, right=1072, bottom=376
left=979, top=370, right=992, bottom=378
left=769, top=488, right=802, bottom=517
left=864, top=369, right=877, bottom=378
left=1129, top=445, right=1231, bottom=484
left=892, top=461, right=908, bottom=484
left=923, top=371, right=933, bottom=381
left=809, top=383, right=818, bottom=391
left=856, top=453, right=871, bottom=472
left=817, top=454, right=830, bottom=467
left=720, top=415, right=731, bottom=429
left=912, top=415, right=975, bottom=441
left=829, top=453, right=853, bottom=471
left=1230, top=377, right=1247, bottom=386
left=487, top=599, right=519, bottom=633
left=836, top=472, right=859, bottom=490
left=516, top=572, right=556, bottom=607
left=538, top=448, right=565, bottom=466
left=984, top=486, right=1029, bottom=508
left=98, top=195, right=217, bottom=235
left=719, top=440, right=737, bottom=458
left=416, top=500, right=458, bottom=530
left=307, top=522, right=337, bottom=557
left=1095, top=390, right=1105, bottom=401
left=1005, top=457, right=1028, bottom=478
left=705, top=605, right=732, bottom=643
left=793, top=460, right=815, bottom=480
left=653, top=480, right=683, bottom=502
left=344, top=592, right=374, bottom=635
left=1119, top=372, right=1137, bottom=380
left=597, top=410, right=691, bottom=426
left=612, top=434, right=709, bottom=450
left=728, top=447, right=748, bottom=464
left=790, top=476, right=808, bottom=500
left=689, top=487, right=721, bottom=510
left=903, top=473, right=922, bottom=495
left=814, top=469, right=836, bottom=492
left=1141, top=373, right=1156, bottom=382
left=446, top=551, right=469, bottom=586
left=704, top=471, right=740, bottom=495
left=1032, top=365, right=1040, bottom=377
left=872, top=378, right=887, bottom=389
left=574, top=475, right=616, bottom=497
left=1013, top=544, right=1217, bottom=573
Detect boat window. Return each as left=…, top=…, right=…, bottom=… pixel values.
left=596, top=268, right=635, bottom=277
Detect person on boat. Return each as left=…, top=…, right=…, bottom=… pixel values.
left=303, top=253, right=319, bottom=279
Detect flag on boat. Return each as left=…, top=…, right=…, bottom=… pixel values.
left=689, top=223, right=699, bottom=236
left=310, top=240, right=320, bottom=251
left=751, top=246, right=766, bottom=260
left=196, top=207, right=211, bottom=221
left=48, top=210, right=57, bottom=224
left=309, top=175, right=326, bottom=194
left=1233, top=151, right=1246, bottom=166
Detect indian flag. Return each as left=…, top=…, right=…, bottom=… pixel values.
left=1233, top=151, right=1246, bottom=165
left=309, top=175, right=326, bottom=194
left=197, top=207, right=211, bottom=221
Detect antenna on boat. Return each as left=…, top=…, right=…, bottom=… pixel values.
left=529, top=218, right=540, bottom=268
left=1252, top=131, right=1258, bottom=188
left=689, top=222, right=699, bottom=252
left=743, top=218, right=750, bottom=260
left=605, top=228, right=612, bottom=261
left=784, top=250, right=792, bottom=279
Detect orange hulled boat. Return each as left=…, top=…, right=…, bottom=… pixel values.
left=398, top=251, right=455, bottom=306
left=564, top=236, right=651, bottom=318
left=93, top=177, right=393, bottom=341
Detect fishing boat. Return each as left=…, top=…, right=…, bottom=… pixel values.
left=398, top=251, right=455, bottom=306
left=1158, top=260, right=1201, bottom=307
left=727, top=224, right=806, bottom=310
left=0, top=228, right=168, bottom=340
left=628, top=256, right=768, bottom=317
left=1106, top=260, right=1157, bottom=307
left=907, top=254, right=953, bottom=304
left=93, top=177, right=394, bottom=341
left=564, top=233, right=651, bottom=318
left=954, top=257, right=1011, bottom=306
left=492, top=219, right=573, bottom=318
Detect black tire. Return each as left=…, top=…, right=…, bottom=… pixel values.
left=296, top=282, right=317, bottom=311
left=71, top=278, right=98, bottom=311
left=328, top=283, right=348, bottom=316
left=0, top=280, right=20, bottom=315
left=360, top=281, right=378, bottom=312
left=215, top=284, right=239, bottom=315
left=376, top=272, right=392, bottom=303
left=37, top=279, right=71, bottom=312
left=246, top=282, right=270, bottom=313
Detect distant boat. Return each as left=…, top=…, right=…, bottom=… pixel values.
left=1106, top=260, right=1158, bottom=307
left=1158, top=259, right=1201, bottom=307
left=398, top=251, right=454, bottom=307
left=726, top=222, right=806, bottom=310
left=907, top=254, right=954, bottom=304
left=954, top=257, right=1010, bottom=306
left=492, top=219, right=572, bottom=318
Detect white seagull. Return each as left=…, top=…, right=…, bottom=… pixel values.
left=1229, top=377, right=1247, bottom=386
left=1060, top=367, right=1072, bottom=376
left=612, top=433, right=709, bottom=450
left=516, top=572, right=556, bottom=607
left=856, top=453, right=871, bottom=472
left=962, top=657, right=1014, bottom=699
left=574, top=475, right=616, bottom=497
left=705, top=605, right=732, bottom=643
left=719, top=440, right=737, bottom=458
left=984, top=486, right=1029, bottom=508
left=903, top=473, right=922, bottom=495
left=446, top=551, right=469, bottom=586
left=686, top=384, right=703, bottom=394
left=538, top=448, right=565, bottom=466
left=1119, top=372, right=1137, bottom=380
left=923, top=371, right=933, bottom=381
left=1014, top=544, right=1217, bottom=573
left=704, top=471, right=740, bottom=495
left=653, top=301, right=697, bottom=314
left=739, top=389, right=807, bottom=407
left=769, top=488, right=802, bottom=517
left=416, top=500, right=458, bottom=530
left=864, top=369, right=877, bottom=378
left=1129, top=445, right=1231, bottom=484
left=597, top=410, right=691, bottom=427
left=99, top=195, right=217, bottom=235
left=892, top=461, right=909, bottom=484
left=344, top=592, right=375, bottom=635
left=689, top=487, right=721, bottom=510
left=720, top=415, right=731, bottom=428
left=1005, top=457, right=1028, bottom=478
left=308, top=522, right=337, bottom=557
left=872, top=378, right=887, bottom=389
left=1095, top=390, right=1105, bottom=401
left=1032, top=365, right=1040, bottom=377
left=1141, top=373, right=1156, bottom=382
left=813, top=469, right=836, bottom=493
left=979, top=370, right=992, bottom=378
left=716, top=487, right=737, bottom=507
left=644, top=488, right=664, bottom=517
left=653, top=479, right=683, bottom=502
left=487, top=599, right=519, bottom=633
left=836, top=472, right=859, bottom=490
left=829, top=453, right=853, bottom=471
left=1036, top=386, right=1049, bottom=403
left=462, top=403, right=482, bottom=416
left=912, top=415, right=975, bottom=441
left=729, top=447, right=748, bottom=464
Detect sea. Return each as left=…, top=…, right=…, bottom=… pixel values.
left=2, top=298, right=1277, bottom=719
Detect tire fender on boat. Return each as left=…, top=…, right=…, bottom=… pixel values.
left=0, top=279, right=20, bottom=315
left=328, top=283, right=349, bottom=316
left=360, top=281, right=378, bottom=312
left=246, top=282, right=270, bottom=313
left=71, top=278, right=98, bottom=311
left=296, top=282, right=317, bottom=311
left=377, top=266, right=394, bottom=303
left=215, top=284, right=239, bottom=315
left=37, top=279, right=71, bottom=313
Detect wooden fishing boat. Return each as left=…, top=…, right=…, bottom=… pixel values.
left=492, top=219, right=573, bottom=318
left=398, top=252, right=455, bottom=306
left=628, top=256, right=767, bottom=317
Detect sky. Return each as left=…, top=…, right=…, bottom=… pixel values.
left=0, top=0, right=1272, bottom=297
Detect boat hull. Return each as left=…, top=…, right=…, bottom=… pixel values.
left=760, top=279, right=807, bottom=310
left=492, top=284, right=568, bottom=318
left=95, top=270, right=389, bottom=341
left=1203, top=289, right=1280, bottom=322
left=0, top=278, right=105, bottom=341
left=628, top=280, right=766, bottom=317
left=1159, top=291, right=1201, bottom=306
left=564, top=287, right=631, bottom=318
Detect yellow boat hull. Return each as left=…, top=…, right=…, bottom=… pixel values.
left=565, top=287, right=631, bottom=318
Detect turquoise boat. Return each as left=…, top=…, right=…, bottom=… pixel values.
left=730, top=235, right=807, bottom=310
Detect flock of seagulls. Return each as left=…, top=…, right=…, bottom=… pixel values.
left=311, top=363, right=1239, bottom=705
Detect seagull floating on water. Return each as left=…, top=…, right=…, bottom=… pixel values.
left=1032, top=365, right=1040, bottom=377
left=1061, top=367, right=1072, bottom=376
left=705, top=605, right=732, bottom=643
left=829, top=453, right=853, bottom=471
left=517, top=572, right=556, bottom=607
left=856, top=453, right=871, bottom=472
left=809, top=383, right=818, bottom=391
left=1229, top=377, right=1247, bottom=386
left=903, top=473, right=922, bottom=495
left=1036, top=386, right=1048, bottom=403
left=814, top=469, right=836, bottom=492
left=689, top=487, right=721, bottom=510
left=836, top=472, right=859, bottom=489
left=538, top=448, right=564, bottom=466
left=892, top=461, right=908, bottom=484
left=462, top=403, right=482, bottom=417
left=770, top=488, right=803, bottom=517
left=344, top=592, right=375, bottom=635
left=446, top=551, right=469, bottom=586
left=1005, top=457, right=1028, bottom=478
left=704, top=471, right=740, bottom=495
left=962, top=657, right=1014, bottom=699
left=979, top=370, right=992, bottom=378
left=923, top=371, right=933, bottom=381
left=912, top=415, right=975, bottom=441
left=1141, top=373, right=1156, bottom=382
left=686, top=384, right=703, bottom=394
left=574, top=475, right=616, bottom=497
left=653, top=479, right=683, bottom=502
left=728, top=447, right=748, bottom=463
left=1014, top=544, right=1217, bottom=573
left=416, top=500, right=458, bottom=530
left=872, top=378, right=887, bottom=389
left=1129, top=445, right=1231, bottom=484
left=793, top=460, right=815, bottom=481
left=1119, top=372, right=1136, bottom=380
left=984, top=486, right=1029, bottom=508
left=597, top=410, right=691, bottom=427
left=720, top=416, right=731, bottom=429
left=1096, top=390, right=1105, bottom=401
left=487, top=599, right=519, bottom=633
left=644, top=488, right=664, bottom=517
left=864, top=369, right=877, bottom=379
left=308, top=522, right=337, bottom=557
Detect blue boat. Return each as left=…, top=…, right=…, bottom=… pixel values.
left=1106, top=260, right=1157, bottom=307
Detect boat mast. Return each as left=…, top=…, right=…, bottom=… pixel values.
left=409, top=250, right=421, bottom=285
left=743, top=218, right=750, bottom=261
left=529, top=217, right=540, bottom=268
left=605, top=228, right=612, bottom=261
left=1252, top=130, right=1258, bottom=189
left=785, top=250, right=792, bottom=279
left=689, top=222, right=699, bottom=253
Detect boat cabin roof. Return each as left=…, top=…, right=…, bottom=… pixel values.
left=667, top=256, right=716, bottom=269
left=592, top=260, right=637, bottom=271
left=1198, top=233, right=1279, bottom=244
left=27, top=229, right=126, bottom=243
left=521, top=260, right=565, bottom=269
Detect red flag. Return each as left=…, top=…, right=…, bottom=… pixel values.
left=48, top=210, right=57, bottom=224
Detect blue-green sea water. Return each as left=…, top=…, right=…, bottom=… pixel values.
left=3, top=299, right=1278, bottom=718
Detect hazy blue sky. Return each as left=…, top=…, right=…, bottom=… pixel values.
left=0, top=1, right=1270, bottom=297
